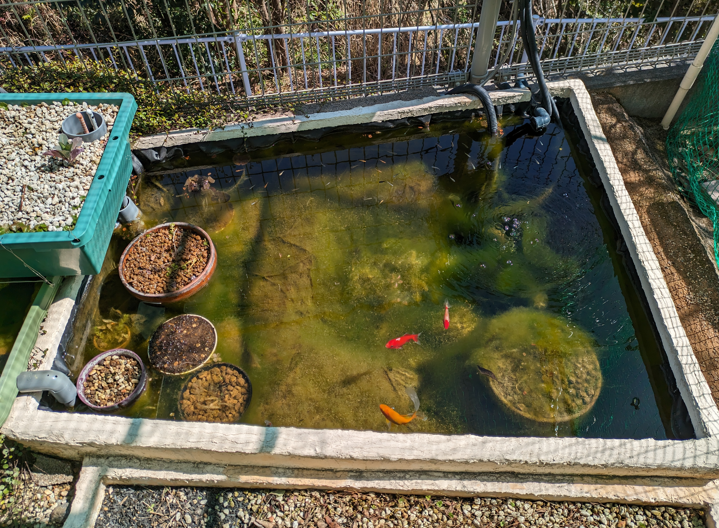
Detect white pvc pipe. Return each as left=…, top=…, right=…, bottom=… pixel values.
left=661, top=15, right=719, bottom=129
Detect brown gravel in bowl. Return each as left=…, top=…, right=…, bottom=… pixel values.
left=123, top=224, right=210, bottom=294
left=84, top=355, right=141, bottom=407
left=180, top=365, right=250, bottom=423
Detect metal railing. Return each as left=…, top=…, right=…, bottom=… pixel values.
left=0, top=0, right=717, bottom=105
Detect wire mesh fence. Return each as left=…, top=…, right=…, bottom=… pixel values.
left=667, top=39, right=719, bottom=268
left=0, top=0, right=717, bottom=106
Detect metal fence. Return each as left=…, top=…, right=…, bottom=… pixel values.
left=0, top=0, right=717, bottom=105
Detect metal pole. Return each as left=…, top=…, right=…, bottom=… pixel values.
left=470, top=0, right=502, bottom=82
left=661, top=14, right=719, bottom=129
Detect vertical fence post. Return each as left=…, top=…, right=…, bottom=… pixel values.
left=235, top=32, right=253, bottom=98
left=470, top=0, right=502, bottom=82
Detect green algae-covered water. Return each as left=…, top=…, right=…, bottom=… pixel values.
left=66, top=113, right=692, bottom=439
left=0, top=281, right=39, bottom=374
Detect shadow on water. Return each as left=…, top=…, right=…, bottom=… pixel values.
left=0, top=281, right=40, bottom=373
left=60, top=108, right=692, bottom=440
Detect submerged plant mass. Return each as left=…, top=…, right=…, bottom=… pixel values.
left=471, top=307, right=602, bottom=423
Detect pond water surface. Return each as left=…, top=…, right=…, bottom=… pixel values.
left=0, top=281, right=39, bottom=374
left=65, top=112, right=692, bottom=439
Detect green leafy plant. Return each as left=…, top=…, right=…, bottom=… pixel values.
left=43, top=133, right=84, bottom=165
left=0, top=59, right=258, bottom=138
left=0, top=435, right=22, bottom=508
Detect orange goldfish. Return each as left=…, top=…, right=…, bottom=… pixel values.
left=380, top=387, right=420, bottom=426
left=443, top=300, right=450, bottom=330
left=385, top=333, right=421, bottom=349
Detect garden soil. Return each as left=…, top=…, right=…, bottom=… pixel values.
left=149, top=315, right=215, bottom=375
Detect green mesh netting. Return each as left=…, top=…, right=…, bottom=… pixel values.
left=667, top=40, right=719, bottom=265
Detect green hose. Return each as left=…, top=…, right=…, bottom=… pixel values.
left=0, top=277, right=61, bottom=428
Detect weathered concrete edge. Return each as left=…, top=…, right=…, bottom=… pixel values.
left=96, top=457, right=719, bottom=507
left=62, top=463, right=105, bottom=528
left=558, top=78, right=719, bottom=439
left=63, top=456, right=719, bottom=528
left=131, top=90, right=530, bottom=149
left=5, top=82, right=719, bottom=480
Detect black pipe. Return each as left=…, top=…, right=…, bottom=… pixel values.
left=446, top=83, right=499, bottom=138
left=518, top=0, right=559, bottom=123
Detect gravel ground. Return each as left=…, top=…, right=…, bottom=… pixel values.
left=0, top=101, right=118, bottom=231
left=0, top=479, right=72, bottom=527
left=95, top=487, right=707, bottom=528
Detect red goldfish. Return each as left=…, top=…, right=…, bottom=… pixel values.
left=444, top=300, right=450, bottom=329
left=380, top=387, right=420, bottom=426
left=385, top=333, right=421, bottom=349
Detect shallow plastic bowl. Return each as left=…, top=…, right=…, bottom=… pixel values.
left=76, top=349, right=147, bottom=412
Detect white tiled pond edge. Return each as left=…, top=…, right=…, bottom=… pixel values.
left=3, top=80, right=719, bottom=486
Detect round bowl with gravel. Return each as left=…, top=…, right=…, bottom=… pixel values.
left=76, top=349, right=147, bottom=412
left=118, top=222, right=217, bottom=304
left=179, top=363, right=252, bottom=423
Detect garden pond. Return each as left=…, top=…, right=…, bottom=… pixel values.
left=62, top=110, right=693, bottom=439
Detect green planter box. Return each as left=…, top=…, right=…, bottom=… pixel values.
left=0, top=93, right=137, bottom=278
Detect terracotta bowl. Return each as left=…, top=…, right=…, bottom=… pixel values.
left=118, top=222, right=217, bottom=304
left=76, top=349, right=147, bottom=412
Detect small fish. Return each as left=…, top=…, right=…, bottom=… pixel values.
left=443, top=300, right=450, bottom=330
left=631, top=397, right=640, bottom=410
left=386, top=333, right=421, bottom=349
left=380, top=386, right=420, bottom=426
left=264, top=420, right=273, bottom=427
left=476, top=366, right=498, bottom=381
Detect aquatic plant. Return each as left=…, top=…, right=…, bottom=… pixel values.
left=436, top=203, right=579, bottom=308
left=92, top=310, right=132, bottom=351
left=346, top=247, right=431, bottom=308
left=470, top=307, right=602, bottom=423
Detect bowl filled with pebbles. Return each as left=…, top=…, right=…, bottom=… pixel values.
left=76, top=349, right=147, bottom=412
left=118, top=222, right=217, bottom=304
left=178, top=363, right=252, bottom=423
